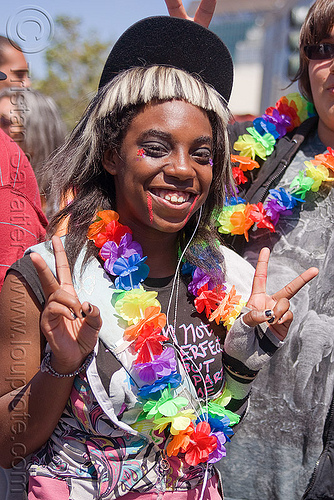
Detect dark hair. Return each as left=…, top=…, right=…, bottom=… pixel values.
left=293, top=0, right=334, bottom=102
left=46, top=66, right=233, bottom=276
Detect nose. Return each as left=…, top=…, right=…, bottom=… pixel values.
left=24, top=77, right=30, bottom=88
left=163, top=150, right=196, bottom=183
left=330, top=58, right=334, bottom=73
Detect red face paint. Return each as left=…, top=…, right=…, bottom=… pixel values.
left=147, top=192, right=154, bottom=224
left=137, top=148, right=145, bottom=157
left=184, top=195, right=199, bottom=225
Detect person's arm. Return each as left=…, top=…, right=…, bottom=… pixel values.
left=222, top=248, right=319, bottom=414
left=0, top=237, right=101, bottom=468
left=164, top=0, right=216, bottom=27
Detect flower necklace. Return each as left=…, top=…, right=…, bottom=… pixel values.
left=216, top=92, right=334, bottom=241
left=87, top=211, right=244, bottom=467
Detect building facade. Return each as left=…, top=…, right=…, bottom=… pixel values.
left=189, top=0, right=313, bottom=117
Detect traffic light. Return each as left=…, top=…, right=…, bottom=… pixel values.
left=287, top=5, right=309, bottom=78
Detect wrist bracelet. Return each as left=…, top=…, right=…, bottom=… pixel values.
left=40, top=351, right=94, bottom=378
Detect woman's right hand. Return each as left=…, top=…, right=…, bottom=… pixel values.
left=164, top=0, right=216, bottom=27
left=30, top=235, right=101, bottom=375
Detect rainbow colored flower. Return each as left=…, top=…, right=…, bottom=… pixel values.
left=87, top=211, right=243, bottom=466
left=216, top=93, right=334, bottom=240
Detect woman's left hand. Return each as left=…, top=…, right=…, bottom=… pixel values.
left=164, top=0, right=216, bottom=27
left=243, top=247, right=318, bottom=341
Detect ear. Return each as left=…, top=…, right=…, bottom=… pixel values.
left=102, top=149, right=119, bottom=175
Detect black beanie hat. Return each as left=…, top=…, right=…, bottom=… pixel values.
left=99, top=16, right=233, bottom=104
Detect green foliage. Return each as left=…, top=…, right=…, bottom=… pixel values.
left=34, top=16, right=111, bottom=132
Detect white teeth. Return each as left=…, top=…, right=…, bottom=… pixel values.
left=152, top=189, right=190, bottom=204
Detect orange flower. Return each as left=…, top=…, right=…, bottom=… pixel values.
left=229, top=204, right=254, bottom=241
left=124, top=306, right=166, bottom=341
left=314, top=151, right=334, bottom=173
left=209, top=285, right=242, bottom=325
left=87, top=210, right=119, bottom=242
left=166, top=424, right=194, bottom=457
left=230, top=154, right=261, bottom=171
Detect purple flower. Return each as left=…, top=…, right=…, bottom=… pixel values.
left=208, top=432, right=227, bottom=463
left=183, top=246, right=224, bottom=294
left=133, top=347, right=177, bottom=383
left=265, top=109, right=292, bottom=138
left=188, top=267, right=214, bottom=295
left=264, top=199, right=290, bottom=226
left=113, top=253, right=149, bottom=290
left=138, top=372, right=182, bottom=400
left=101, top=233, right=143, bottom=275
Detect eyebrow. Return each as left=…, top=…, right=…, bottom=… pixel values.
left=10, top=67, right=29, bottom=73
left=138, top=129, right=213, bottom=146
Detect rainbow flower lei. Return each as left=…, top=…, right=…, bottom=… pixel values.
left=87, top=210, right=244, bottom=466
left=216, top=92, right=334, bottom=241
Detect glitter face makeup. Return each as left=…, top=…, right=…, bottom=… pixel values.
left=137, top=148, right=146, bottom=158
left=147, top=192, right=154, bottom=224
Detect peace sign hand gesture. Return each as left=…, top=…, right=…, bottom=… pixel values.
left=30, top=236, right=101, bottom=375
left=242, top=248, right=318, bottom=341
left=164, top=0, right=216, bottom=27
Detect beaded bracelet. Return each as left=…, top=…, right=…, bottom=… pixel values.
left=40, top=351, right=94, bottom=378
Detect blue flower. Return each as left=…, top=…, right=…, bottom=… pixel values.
left=138, top=372, right=182, bottom=400
left=113, top=253, right=149, bottom=290
left=181, top=261, right=195, bottom=276
left=225, top=196, right=246, bottom=206
left=254, top=116, right=280, bottom=139
left=196, top=414, right=234, bottom=440
left=268, top=187, right=303, bottom=210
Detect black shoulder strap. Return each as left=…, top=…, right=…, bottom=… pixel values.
left=9, top=254, right=46, bottom=309
left=244, top=116, right=318, bottom=204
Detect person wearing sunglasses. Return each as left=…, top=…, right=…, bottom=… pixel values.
left=304, top=42, right=334, bottom=59
left=165, top=0, right=334, bottom=499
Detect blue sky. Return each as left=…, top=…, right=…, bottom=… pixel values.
left=1, top=0, right=193, bottom=78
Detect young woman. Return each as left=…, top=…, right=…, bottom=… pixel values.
left=0, top=17, right=317, bottom=500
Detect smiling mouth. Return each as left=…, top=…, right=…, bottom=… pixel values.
left=150, top=188, right=192, bottom=205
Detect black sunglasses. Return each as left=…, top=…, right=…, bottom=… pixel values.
left=304, top=43, right=334, bottom=60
